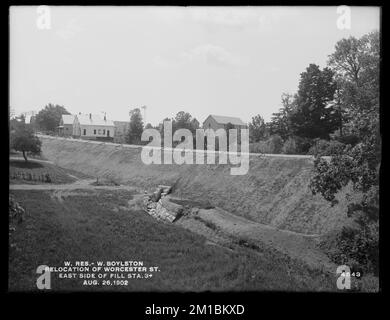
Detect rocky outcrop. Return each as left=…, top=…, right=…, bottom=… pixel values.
left=143, top=185, right=183, bottom=223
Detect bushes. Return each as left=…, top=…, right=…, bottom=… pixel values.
left=311, top=138, right=380, bottom=276
left=268, top=135, right=283, bottom=153
left=282, top=137, right=297, bottom=154
left=249, top=135, right=347, bottom=156
left=319, top=222, right=379, bottom=276
left=249, top=135, right=283, bottom=154
left=249, top=135, right=315, bottom=155
left=307, top=139, right=345, bottom=156
left=249, top=141, right=267, bottom=153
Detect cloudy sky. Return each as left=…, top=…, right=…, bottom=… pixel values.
left=10, top=6, right=380, bottom=125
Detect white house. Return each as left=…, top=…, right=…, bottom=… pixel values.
left=73, top=113, right=115, bottom=141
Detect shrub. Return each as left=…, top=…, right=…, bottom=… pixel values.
left=320, top=222, right=378, bottom=276
left=267, top=135, right=283, bottom=154
left=282, top=137, right=297, bottom=154
left=293, top=136, right=313, bottom=154
left=249, top=135, right=284, bottom=154
left=307, top=139, right=345, bottom=156
left=249, top=141, right=268, bottom=154
left=336, top=134, right=360, bottom=146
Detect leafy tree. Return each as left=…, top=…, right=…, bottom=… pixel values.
left=10, top=113, right=26, bottom=132
left=290, top=64, right=339, bottom=139
left=190, top=118, right=200, bottom=133
left=35, top=103, right=70, bottom=133
left=173, top=111, right=191, bottom=129
left=328, top=31, right=379, bottom=142
left=310, top=31, right=380, bottom=275
left=127, top=108, right=144, bottom=144
left=249, top=115, right=267, bottom=142
left=268, top=93, right=295, bottom=140
left=170, top=111, right=201, bottom=148
left=10, top=121, right=41, bottom=161
left=173, top=111, right=200, bottom=134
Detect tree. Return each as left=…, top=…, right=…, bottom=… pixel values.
left=174, top=111, right=192, bottom=127
left=172, top=111, right=200, bottom=147
left=328, top=31, right=379, bottom=142
left=289, top=64, right=339, bottom=139
left=310, top=31, right=380, bottom=275
left=127, top=108, right=144, bottom=144
left=35, top=103, right=70, bottom=133
left=173, top=111, right=199, bottom=134
left=268, top=93, right=295, bottom=140
left=190, top=118, right=200, bottom=133
left=11, top=122, right=41, bottom=161
left=249, top=114, right=267, bottom=142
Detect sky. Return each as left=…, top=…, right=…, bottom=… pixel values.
left=9, top=6, right=380, bottom=125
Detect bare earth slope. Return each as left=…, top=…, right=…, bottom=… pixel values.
left=39, top=136, right=351, bottom=235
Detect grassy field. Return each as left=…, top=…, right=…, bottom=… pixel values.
left=9, top=159, right=91, bottom=184
left=9, top=189, right=337, bottom=292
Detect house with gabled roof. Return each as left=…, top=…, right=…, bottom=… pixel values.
left=58, top=114, right=76, bottom=136
left=72, top=113, right=115, bottom=141
left=202, top=114, right=247, bottom=131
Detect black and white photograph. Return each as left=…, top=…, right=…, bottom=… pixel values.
left=8, top=5, right=380, bottom=295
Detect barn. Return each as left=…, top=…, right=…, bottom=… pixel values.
left=202, top=115, right=247, bottom=131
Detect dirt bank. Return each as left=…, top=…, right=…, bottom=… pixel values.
left=39, top=136, right=351, bottom=235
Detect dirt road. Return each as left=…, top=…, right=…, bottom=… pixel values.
left=9, top=179, right=138, bottom=191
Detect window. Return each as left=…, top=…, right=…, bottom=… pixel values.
left=107, top=130, right=110, bottom=137
left=83, top=129, right=86, bottom=135
left=98, top=129, right=101, bottom=134
left=94, top=129, right=96, bottom=135
left=103, top=129, right=105, bottom=135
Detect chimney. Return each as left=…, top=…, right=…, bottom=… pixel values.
left=89, top=113, right=92, bottom=120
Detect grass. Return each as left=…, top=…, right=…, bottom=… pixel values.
left=193, top=215, right=218, bottom=231
left=169, top=198, right=214, bottom=210
left=9, top=159, right=90, bottom=184
left=10, top=151, right=48, bottom=161
left=9, top=189, right=337, bottom=292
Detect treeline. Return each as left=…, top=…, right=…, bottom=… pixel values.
left=127, top=109, right=201, bottom=146
left=248, top=31, right=379, bottom=161
left=309, top=31, right=379, bottom=279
